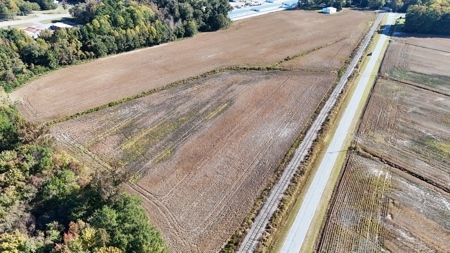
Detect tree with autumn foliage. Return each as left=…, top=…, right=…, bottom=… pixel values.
left=0, top=89, right=167, bottom=253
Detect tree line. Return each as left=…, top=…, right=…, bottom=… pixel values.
left=0, top=0, right=232, bottom=92
left=404, top=0, right=450, bottom=34
left=1, top=0, right=58, bottom=19
left=0, top=88, right=167, bottom=253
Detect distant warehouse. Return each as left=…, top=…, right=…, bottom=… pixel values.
left=322, top=7, right=337, bottom=14
left=49, top=22, right=74, bottom=30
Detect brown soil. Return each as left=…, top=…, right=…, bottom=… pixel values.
left=280, top=16, right=369, bottom=71
left=317, top=154, right=450, bottom=252
left=382, top=38, right=450, bottom=77
left=317, top=36, right=450, bottom=253
left=357, top=79, right=450, bottom=191
left=381, top=37, right=450, bottom=94
left=51, top=70, right=336, bottom=252
left=10, top=9, right=374, bottom=123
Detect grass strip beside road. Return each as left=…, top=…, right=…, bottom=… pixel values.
left=300, top=13, right=396, bottom=253
left=270, top=13, right=395, bottom=253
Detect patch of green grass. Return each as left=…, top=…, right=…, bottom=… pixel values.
left=40, top=17, right=68, bottom=24
left=34, top=5, right=68, bottom=15
left=394, top=17, right=405, bottom=33
left=205, top=102, right=230, bottom=120
left=120, top=112, right=193, bottom=166
left=414, top=137, right=450, bottom=163
left=154, top=146, right=176, bottom=164
left=388, top=69, right=450, bottom=93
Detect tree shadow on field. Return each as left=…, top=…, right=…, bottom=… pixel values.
left=392, top=32, right=450, bottom=39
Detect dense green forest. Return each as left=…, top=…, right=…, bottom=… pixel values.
left=0, top=88, right=167, bottom=253
left=0, top=0, right=232, bottom=92
left=1, top=0, right=60, bottom=20
left=0, top=0, right=42, bottom=19
left=404, top=0, right=450, bottom=34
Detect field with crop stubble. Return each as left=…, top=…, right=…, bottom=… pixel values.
left=10, top=10, right=374, bottom=123
left=51, top=70, right=337, bottom=252
left=317, top=35, right=450, bottom=252
left=16, top=8, right=380, bottom=252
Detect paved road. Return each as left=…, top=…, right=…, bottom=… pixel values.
left=0, top=13, right=71, bottom=28
left=237, top=12, right=386, bottom=253
left=280, top=12, right=400, bottom=253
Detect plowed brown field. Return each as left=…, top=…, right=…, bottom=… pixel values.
left=10, top=9, right=374, bottom=123
left=51, top=70, right=336, bottom=252
left=279, top=22, right=367, bottom=71
left=317, top=36, right=450, bottom=252
left=381, top=37, right=450, bottom=94
left=317, top=154, right=450, bottom=252
left=358, top=79, right=450, bottom=191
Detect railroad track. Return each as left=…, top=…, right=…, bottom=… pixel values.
left=236, top=13, right=385, bottom=253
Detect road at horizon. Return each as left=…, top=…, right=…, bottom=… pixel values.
left=0, top=13, right=71, bottom=28
left=280, top=12, right=400, bottom=253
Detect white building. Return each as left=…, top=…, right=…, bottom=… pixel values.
left=23, top=26, right=41, bottom=38
left=322, top=7, right=337, bottom=14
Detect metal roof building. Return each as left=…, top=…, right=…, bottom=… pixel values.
left=322, top=7, right=337, bottom=14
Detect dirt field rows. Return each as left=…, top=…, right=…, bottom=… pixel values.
left=357, top=79, right=450, bottom=191
left=317, top=154, right=450, bottom=252
left=51, top=70, right=336, bottom=252
left=11, top=9, right=379, bottom=252
left=317, top=35, right=450, bottom=252
left=381, top=37, right=450, bottom=94
left=10, top=10, right=374, bottom=123
left=280, top=18, right=367, bottom=72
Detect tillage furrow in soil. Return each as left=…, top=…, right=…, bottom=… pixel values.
left=52, top=70, right=335, bottom=252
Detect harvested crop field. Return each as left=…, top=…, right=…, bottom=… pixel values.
left=381, top=36, right=450, bottom=94
left=357, top=79, right=450, bottom=191
left=317, top=35, right=450, bottom=252
left=317, top=154, right=450, bottom=252
left=10, top=9, right=374, bottom=123
left=280, top=29, right=365, bottom=71
left=51, top=70, right=336, bottom=252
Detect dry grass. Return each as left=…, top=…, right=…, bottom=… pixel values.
left=316, top=35, right=450, bottom=253
left=357, top=78, right=450, bottom=192
left=51, top=70, right=336, bottom=252
left=317, top=153, right=450, bottom=252
left=10, top=10, right=374, bottom=123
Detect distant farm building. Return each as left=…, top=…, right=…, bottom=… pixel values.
left=23, top=26, right=41, bottom=38
left=49, top=22, right=73, bottom=30
left=282, top=0, right=298, bottom=9
left=322, top=7, right=337, bottom=14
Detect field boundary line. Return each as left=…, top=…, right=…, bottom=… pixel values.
left=357, top=147, right=450, bottom=193
left=402, top=42, right=450, bottom=54
left=45, top=65, right=326, bottom=126
left=45, top=38, right=352, bottom=127
left=235, top=13, right=385, bottom=253
left=381, top=76, right=450, bottom=97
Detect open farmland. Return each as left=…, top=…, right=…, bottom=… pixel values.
left=381, top=36, right=450, bottom=94
left=51, top=70, right=336, bottom=252
left=317, top=35, right=450, bottom=252
left=317, top=154, right=450, bottom=252
left=357, top=79, right=450, bottom=191
left=10, top=9, right=374, bottom=123
left=280, top=27, right=366, bottom=72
